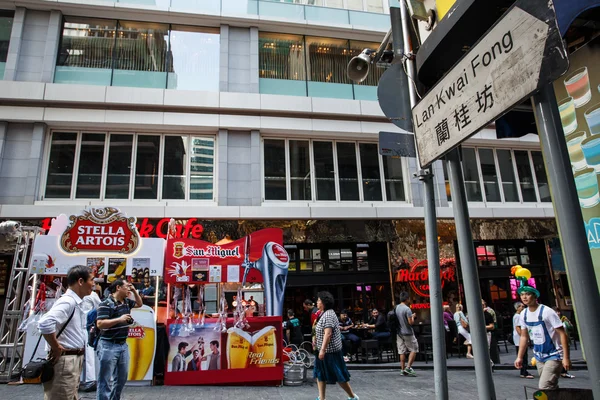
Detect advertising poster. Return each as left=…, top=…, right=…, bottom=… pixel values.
left=86, top=257, right=105, bottom=278
left=164, top=317, right=283, bottom=386
left=108, top=257, right=127, bottom=283
left=553, top=36, right=600, bottom=288
left=127, top=306, right=157, bottom=383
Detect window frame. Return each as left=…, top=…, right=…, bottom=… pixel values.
left=261, top=137, right=409, bottom=203
left=41, top=130, right=217, bottom=202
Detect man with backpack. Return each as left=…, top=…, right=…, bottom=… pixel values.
left=95, top=280, right=143, bottom=400
left=395, top=292, right=419, bottom=377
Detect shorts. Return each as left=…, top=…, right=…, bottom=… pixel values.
left=397, top=334, right=419, bottom=354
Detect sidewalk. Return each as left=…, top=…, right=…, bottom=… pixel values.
left=346, top=346, right=587, bottom=371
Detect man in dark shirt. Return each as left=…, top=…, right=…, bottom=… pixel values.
left=367, top=308, right=391, bottom=340
left=483, top=301, right=496, bottom=370
left=96, top=280, right=143, bottom=400
left=187, top=349, right=201, bottom=371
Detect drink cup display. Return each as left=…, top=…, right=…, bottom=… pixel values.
left=558, top=97, right=578, bottom=135
left=250, top=326, right=278, bottom=368
left=584, top=103, right=600, bottom=136
left=567, top=131, right=588, bottom=171
left=581, top=135, right=600, bottom=172
left=564, top=67, right=592, bottom=108
left=574, top=168, right=600, bottom=208
left=127, top=306, right=156, bottom=381
left=226, top=328, right=252, bottom=369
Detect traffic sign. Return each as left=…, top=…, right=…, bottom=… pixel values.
left=412, top=0, right=568, bottom=168
left=379, top=131, right=416, bottom=158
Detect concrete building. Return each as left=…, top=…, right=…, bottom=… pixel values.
left=0, top=0, right=562, bottom=329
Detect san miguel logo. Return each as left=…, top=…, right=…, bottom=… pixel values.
left=172, top=243, right=241, bottom=259
left=61, top=207, right=140, bottom=254
left=395, top=259, right=456, bottom=298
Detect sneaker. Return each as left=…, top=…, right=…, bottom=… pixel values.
left=404, top=367, right=417, bottom=377
left=347, top=396, right=360, bottom=400
left=401, top=369, right=408, bottom=376
left=561, top=372, right=575, bottom=379
left=343, top=356, right=350, bottom=362
left=466, top=354, right=474, bottom=359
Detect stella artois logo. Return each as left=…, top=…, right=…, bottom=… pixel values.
left=60, top=207, right=140, bottom=254
left=128, top=326, right=145, bottom=339
left=395, top=259, right=456, bottom=298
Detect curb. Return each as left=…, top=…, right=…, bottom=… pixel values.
left=346, top=363, right=588, bottom=371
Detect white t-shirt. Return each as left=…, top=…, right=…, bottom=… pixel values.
left=519, top=305, right=564, bottom=356
left=512, top=313, right=521, bottom=346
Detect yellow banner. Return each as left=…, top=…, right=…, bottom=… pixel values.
left=436, top=0, right=457, bottom=20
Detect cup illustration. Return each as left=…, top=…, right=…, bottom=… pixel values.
left=558, top=96, right=577, bottom=135
left=567, top=131, right=588, bottom=171
left=574, top=168, right=600, bottom=208
left=127, top=307, right=156, bottom=381
left=226, top=328, right=252, bottom=369
left=584, top=103, right=600, bottom=136
left=581, top=135, right=600, bottom=172
left=564, top=67, right=592, bottom=108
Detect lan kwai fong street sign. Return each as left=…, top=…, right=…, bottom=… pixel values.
left=412, top=0, right=569, bottom=168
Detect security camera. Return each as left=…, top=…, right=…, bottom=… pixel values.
left=347, top=49, right=375, bottom=83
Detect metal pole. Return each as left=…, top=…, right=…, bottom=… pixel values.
left=394, top=5, right=448, bottom=399
left=446, top=148, right=496, bottom=400
left=531, top=84, right=600, bottom=399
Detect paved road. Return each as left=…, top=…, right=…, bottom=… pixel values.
left=0, top=369, right=591, bottom=400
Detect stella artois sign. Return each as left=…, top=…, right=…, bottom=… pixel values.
left=61, top=207, right=140, bottom=254
left=395, top=259, right=456, bottom=298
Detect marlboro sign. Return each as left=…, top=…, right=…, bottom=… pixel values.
left=61, top=207, right=140, bottom=254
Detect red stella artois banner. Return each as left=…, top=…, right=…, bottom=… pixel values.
left=61, top=207, right=140, bottom=254
left=164, top=228, right=285, bottom=284
left=394, top=258, right=456, bottom=298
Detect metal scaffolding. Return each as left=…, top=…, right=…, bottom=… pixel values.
left=0, top=226, right=41, bottom=382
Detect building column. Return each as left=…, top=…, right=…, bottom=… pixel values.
left=41, top=10, right=62, bottom=83
left=217, top=129, right=228, bottom=206
left=249, top=27, right=259, bottom=93
left=0, top=122, right=7, bottom=162
left=25, top=123, right=46, bottom=204
left=250, top=130, right=260, bottom=206
left=3, top=7, right=26, bottom=81
left=219, top=25, right=229, bottom=92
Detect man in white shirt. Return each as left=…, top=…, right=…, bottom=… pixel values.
left=38, top=265, right=94, bottom=400
left=514, top=286, right=571, bottom=390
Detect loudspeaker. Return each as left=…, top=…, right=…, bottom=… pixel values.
left=347, top=52, right=371, bottom=83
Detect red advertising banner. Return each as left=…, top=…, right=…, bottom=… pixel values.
left=164, top=317, right=283, bottom=386
left=163, top=228, right=285, bottom=284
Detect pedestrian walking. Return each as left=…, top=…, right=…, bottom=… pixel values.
left=96, top=280, right=143, bottom=400
left=313, top=291, right=359, bottom=400
left=81, top=287, right=102, bottom=392
left=395, top=291, right=419, bottom=377
left=37, top=265, right=95, bottom=400
left=453, top=304, right=473, bottom=359
left=514, top=268, right=571, bottom=390
left=553, top=307, right=575, bottom=379
left=512, top=302, right=533, bottom=379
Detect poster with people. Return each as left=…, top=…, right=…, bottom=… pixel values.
left=167, top=322, right=222, bottom=372
left=553, top=36, right=600, bottom=290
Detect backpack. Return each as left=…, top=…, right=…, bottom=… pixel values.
left=86, top=308, right=101, bottom=349
left=387, top=306, right=400, bottom=336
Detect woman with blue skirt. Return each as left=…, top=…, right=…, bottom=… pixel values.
left=313, top=291, right=359, bottom=400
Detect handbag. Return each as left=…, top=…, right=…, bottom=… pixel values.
left=22, top=307, right=76, bottom=384
left=461, top=318, right=469, bottom=330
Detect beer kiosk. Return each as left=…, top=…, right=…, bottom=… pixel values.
left=24, top=207, right=164, bottom=385
left=163, top=228, right=289, bottom=386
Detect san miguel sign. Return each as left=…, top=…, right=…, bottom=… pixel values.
left=395, top=259, right=456, bottom=298
left=60, top=207, right=140, bottom=254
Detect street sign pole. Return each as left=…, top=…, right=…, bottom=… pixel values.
left=531, top=84, right=600, bottom=399
left=446, top=149, right=497, bottom=399
left=394, top=6, right=448, bottom=399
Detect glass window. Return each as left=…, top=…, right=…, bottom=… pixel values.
left=134, top=135, right=160, bottom=199
left=337, top=142, right=360, bottom=201
left=514, top=150, right=537, bottom=202
left=76, top=133, right=105, bottom=198
left=0, top=12, right=13, bottom=78
left=189, top=137, right=214, bottom=200
left=167, top=26, right=219, bottom=91
left=462, top=148, right=482, bottom=202
left=531, top=151, right=551, bottom=202
left=113, top=21, right=168, bottom=88
left=306, top=36, right=351, bottom=85
left=346, top=0, right=364, bottom=10
left=382, top=156, right=405, bottom=201
left=162, top=136, right=187, bottom=200
left=264, top=139, right=287, bottom=200
left=259, top=32, right=306, bottom=81
left=55, top=17, right=116, bottom=85
left=105, top=134, right=133, bottom=199
left=45, top=132, right=77, bottom=199
left=359, top=143, right=382, bottom=201
left=496, top=149, right=519, bottom=202
left=478, top=148, right=501, bottom=202
left=289, top=140, right=311, bottom=201
left=313, top=141, right=336, bottom=201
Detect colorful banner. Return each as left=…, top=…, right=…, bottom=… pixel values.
left=552, top=36, right=600, bottom=290
left=163, top=228, right=286, bottom=284
left=164, top=317, right=283, bottom=386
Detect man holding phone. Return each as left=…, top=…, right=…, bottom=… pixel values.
left=96, top=280, right=143, bottom=400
